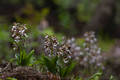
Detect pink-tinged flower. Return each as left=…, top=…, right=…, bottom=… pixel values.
left=11, top=23, right=28, bottom=43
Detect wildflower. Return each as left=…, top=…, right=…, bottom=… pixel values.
left=84, top=32, right=88, bottom=37
left=71, top=37, right=75, bottom=42
left=94, top=38, right=97, bottom=42
left=44, top=35, right=72, bottom=63
left=85, top=37, right=90, bottom=42
left=85, top=47, right=89, bottom=51
left=79, top=52, right=83, bottom=55
left=11, top=23, right=28, bottom=43
left=78, top=31, right=104, bottom=69
left=75, top=47, right=80, bottom=51
left=97, top=48, right=101, bottom=54
left=64, top=58, right=69, bottom=63
left=90, top=40, right=94, bottom=44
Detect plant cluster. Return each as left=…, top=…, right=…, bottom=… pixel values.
left=80, top=31, right=104, bottom=69
left=11, top=23, right=28, bottom=43
left=60, top=32, right=104, bottom=72
left=44, top=35, right=72, bottom=63
left=11, top=23, right=28, bottom=51
left=0, top=23, right=114, bottom=80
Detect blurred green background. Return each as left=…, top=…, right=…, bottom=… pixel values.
left=0, top=0, right=119, bottom=61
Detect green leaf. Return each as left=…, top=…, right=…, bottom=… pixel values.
left=26, top=50, right=35, bottom=66
left=59, top=61, right=76, bottom=77
left=7, top=77, right=17, bottom=80
left=42, top=56, right=58, bottom=74
left=15, top=50, right=35, bottom=66
left=88, top=72, right=102, bottom=80
left=109, top=75, right=116, bottom=80
left=38, top=55, right=76, bottom=77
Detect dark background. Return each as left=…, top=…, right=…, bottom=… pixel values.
left=0, top=0, right=119, bottom=37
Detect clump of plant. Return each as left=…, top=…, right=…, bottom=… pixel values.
left=38, top=32, right=105, bottom=79
left=9, top=23, right=105, bottom=79
left=44, top=35, right=72, bottom=63
left=61, top=37, right=81, bottom=59
left=0, top=22, right=114, bottom=80
left=81, top=31, right=104, bottom=69
left=10, top=23, right=76, bottom=79
left=38, top=35, right=76, bottom=78
left=11, top=23, right=35, bottom=66
left=63, top=31, right=104, bottom=78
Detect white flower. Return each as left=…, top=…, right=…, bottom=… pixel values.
left=12, top=33, right=16, bottom=37
left=15, top=40, right=20, bottom=43
left=79, top=52, right=83, bottom=55
left=90, top=49, right=96, bottom=53
left=96, top=63, right=101, bottom=66
left=48, top=54, right=52, bottom=57
left=67, top=40, right=71, bottom=43
left=97, top=55, right=102, bottom=59
left=71, top=37, right=75, bottom=42
left=84, top=33, right=88, bottom=37
left=94, top=38, right=97, bottom=42
left=71, top=43, right=76, bottom=47
left=12, top=26, right=17, bottom=31
left=90, top=59, right=95, bottom=64
left=13, top=47, right=17, bottom=50
left=75, top=57, right=79, bottom=60
left=64, top=59, right=69, bottom=63
left=83, top=57, right=88, bottom=62
left=91, top=31, right=95, bottom=35
left=85, top=48, right=89, bottom=51
left=15, top=36, right=20, bottom=40
left=97, top=48, right=101, bottom=54
left=45, top=35, right=49, bottom=38
left=90, top=40, right=94, bottom=44
left=75, top=47, right=80, bottom=50
left=90, top=34, right=95, bottom=38
left=85, top=38, right=90, bottom=41
left=59, top=52, right=63, bottom=55
left=68, top=56, right=72, bottom=59
left=92, top=45, right=97, bottom=49
left=90, top=57, right=96, bottom=63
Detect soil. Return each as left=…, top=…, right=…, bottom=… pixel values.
left=0, top=63, right=62, bottom=80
